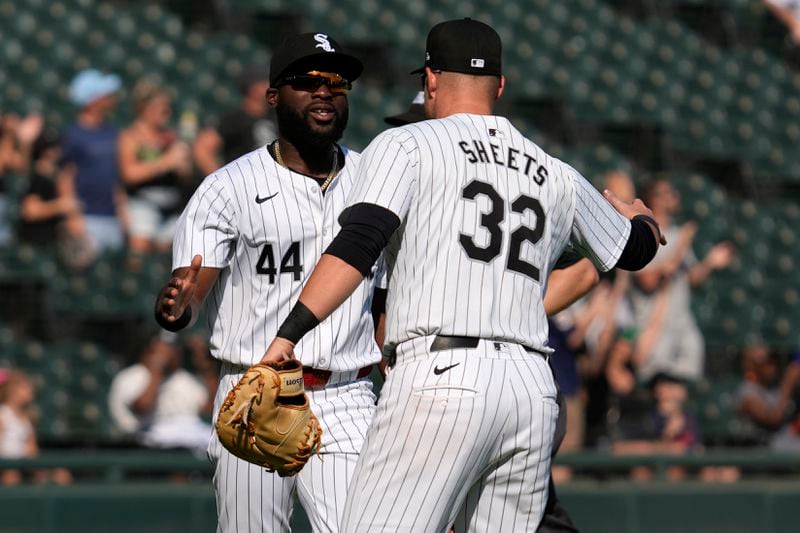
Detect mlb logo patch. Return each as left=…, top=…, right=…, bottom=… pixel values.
left=471, top=58, right=485, bottom=68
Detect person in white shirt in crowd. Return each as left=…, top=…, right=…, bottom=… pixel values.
left=108, top=334, right=217, bottom=454
left=0, top=370, right=71, bottom=485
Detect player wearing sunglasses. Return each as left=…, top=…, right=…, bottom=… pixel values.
left=276, top=71, right=353, bottom=95
left=160, top=33, right=387, bottom=532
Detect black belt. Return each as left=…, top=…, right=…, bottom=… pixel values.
left=429, top=335, right=546, bottom=356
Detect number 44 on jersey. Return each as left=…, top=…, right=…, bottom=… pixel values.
left=256, top=242, right=303, bottom=284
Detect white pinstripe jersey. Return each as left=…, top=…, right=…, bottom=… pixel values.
left=173, top=145, right=383, bottom=370
left=344, top=113, right=631, bottom=353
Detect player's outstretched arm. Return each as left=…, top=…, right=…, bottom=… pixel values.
left=155, top=255, right=221, bottom=331
left=544, top=258, right=599, bottom=316
left=262, top=202, right=401, bottom=363
left=604, top=189, right=667, bottom=246
left=592, top=188, right=667, bottom=272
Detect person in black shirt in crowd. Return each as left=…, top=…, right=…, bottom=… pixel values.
left=1, top=112, right=43, bottom=245
left=18, top=130, right=80, bottom=247
left=118, top=79, right=192, bottom=256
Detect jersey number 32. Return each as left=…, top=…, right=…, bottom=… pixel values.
left=459, top=180, right=545, bottom=282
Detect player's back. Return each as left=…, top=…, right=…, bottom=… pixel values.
left=381, top=113, right=582, bottom=352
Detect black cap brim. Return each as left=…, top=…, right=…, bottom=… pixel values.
left=272, top=52, right=363, bottom=85
left=410, top=65, right=499, bottom=76
left=384, top=105, right=426, bottom=126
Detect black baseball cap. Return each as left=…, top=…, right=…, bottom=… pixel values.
left=384, top=91, right=426, bottom=126
left=411, top=18, right=502, bottom=77
left=269, top=33, right=363, bottom=86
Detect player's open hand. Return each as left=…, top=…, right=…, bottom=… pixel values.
left=604, top=189, right=667, bottom=245
left=260, top=337, right=297, bottom=365
left=157, top=254, right=202, bottom=322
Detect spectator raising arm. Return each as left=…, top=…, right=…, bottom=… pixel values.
left=118, top=129, right=190, bottom=186
left=739, top=357, right=800, bottom=429
left=192, top=127, right=223, bottom=176
left=687, top=241, right=735, bottom=287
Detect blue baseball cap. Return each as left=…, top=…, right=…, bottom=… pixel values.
left=69, top=69, right=122, bottom=107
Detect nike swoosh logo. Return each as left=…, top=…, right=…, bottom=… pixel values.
left=433, top=363, right=460, bottom=375
left=255, top=192, right=279, bottom=204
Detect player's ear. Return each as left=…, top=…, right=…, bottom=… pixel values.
left=496, top=76, right=506, bottom=100
left=424, top=67, right=439, bottom=97
left=266, top=87, right=279, bottom=109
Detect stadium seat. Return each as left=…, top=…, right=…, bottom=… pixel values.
left=0, top=0, right=796, bottom=445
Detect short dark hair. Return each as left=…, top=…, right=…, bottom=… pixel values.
left=641, top=178, right=670, bottom=205
left=32, top=128, right=61, bottom=161
left=238, top=65, right=269, bottom=95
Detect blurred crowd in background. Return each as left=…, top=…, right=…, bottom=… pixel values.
left=0, top=62, right=274, bottom=483
left=1, top=0, right=799, bottom=486
left=0, top=64, right=273, bottom=262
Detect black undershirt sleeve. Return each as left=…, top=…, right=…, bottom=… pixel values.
left=552, top=249, right=584, bottom=271
left=371, top=288, right=387, bottom=328
left=325, top=203, right=401, bottom=276
left=614, top=217, right=659, bottom=271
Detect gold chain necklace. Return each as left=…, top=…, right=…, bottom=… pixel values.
left=274, top=141, right=338, bottom=192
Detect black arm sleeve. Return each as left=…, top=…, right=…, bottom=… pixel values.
left=276, top=301, right=320, bottom=344
left=155, top=306, right=192, bottom=332
left=325, top=203, right=401, bottom=276
left=613, top=217, right=659, bottom=271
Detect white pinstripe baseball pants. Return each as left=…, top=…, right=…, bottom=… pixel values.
left=209, top=363, right=377, bottom=533
left=341, top=337, right=558, bottom=533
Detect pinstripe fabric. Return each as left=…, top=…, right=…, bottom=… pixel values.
left=173, top=146, right=384, bottom=371
left=210, top=363, right=376, bottom=533
left=336, top=114, right=632, bottom=532
left=345, top=114, right=631, bottom=354
left=175, top=145, right=383, bottom=532
left=341, top=338, right=557, bottom=532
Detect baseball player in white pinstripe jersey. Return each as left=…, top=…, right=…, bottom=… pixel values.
left=155, top=34, right=386, bottom=532
left=383, top=95, right=597, bottom=533
left=261, top=19, right=665, bottom=532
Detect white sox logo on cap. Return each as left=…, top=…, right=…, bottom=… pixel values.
left=269, top=32, right=363, bottom=85
left=314, top=33, right=335, bottom=52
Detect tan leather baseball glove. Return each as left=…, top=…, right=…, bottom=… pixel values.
left=216, top=360, right=322, bottom=477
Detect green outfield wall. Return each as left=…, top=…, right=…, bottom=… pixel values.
left=1, top=481, right=799, bottom=533
left=2, top=452, right=799, bottom=532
